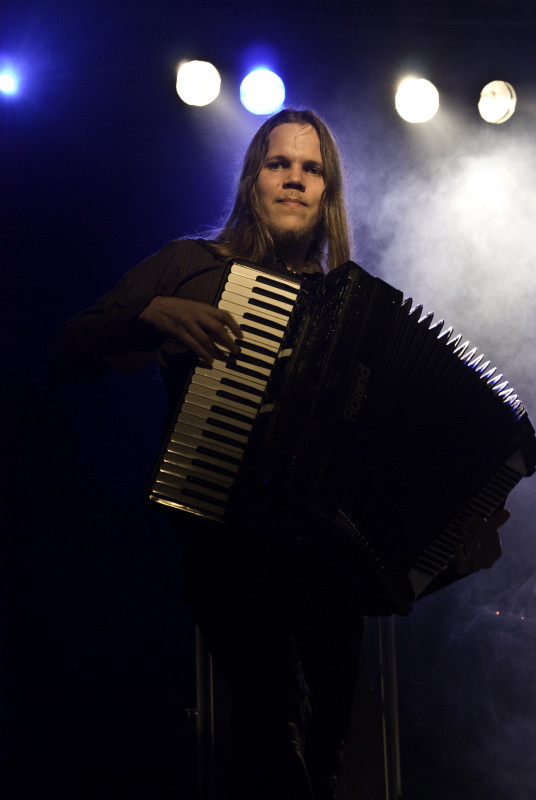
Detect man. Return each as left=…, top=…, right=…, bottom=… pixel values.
left=52, top=108, right=507, bottom=799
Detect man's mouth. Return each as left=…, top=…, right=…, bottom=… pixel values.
left=277, top=197, right=308, bottom=207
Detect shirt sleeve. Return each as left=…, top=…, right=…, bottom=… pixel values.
left=50, top=239, right=221, bottom=378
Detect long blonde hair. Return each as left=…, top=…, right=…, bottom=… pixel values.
left=207, top=109, right=351, bottom=272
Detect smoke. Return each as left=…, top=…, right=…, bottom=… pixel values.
left=352, top=122, right=536, bottom=402
left=397, top=558, right=536, bottom=799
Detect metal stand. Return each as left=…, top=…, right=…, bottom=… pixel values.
left=378, top=617, right=402, bottom=800
left=336, top=616, right=403, bottom=800
left=193, top=626, right=216, bottom=800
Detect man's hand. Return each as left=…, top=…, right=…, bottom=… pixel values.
left=139, top=296, right=242, bottom=364
left=454, top=509, right=510, bottom=575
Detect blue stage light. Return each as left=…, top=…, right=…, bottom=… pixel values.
left=240, top=68, right=285, bottom=115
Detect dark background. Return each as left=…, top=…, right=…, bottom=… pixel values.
left=3, top=1, right=536, bottom=798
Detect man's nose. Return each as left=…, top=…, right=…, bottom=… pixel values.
left=283, top=172, right=305, bottom=191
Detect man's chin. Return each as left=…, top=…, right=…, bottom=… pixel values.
left=269, top=224, right=316, bottom=252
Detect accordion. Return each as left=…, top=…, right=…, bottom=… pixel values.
left=148, top=260, right=536, bottom=612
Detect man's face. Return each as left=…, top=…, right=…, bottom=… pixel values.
left=255, top=123, right=325, bottom=246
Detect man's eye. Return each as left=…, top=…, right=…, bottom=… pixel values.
left=266, top=161, right=284, bottom=170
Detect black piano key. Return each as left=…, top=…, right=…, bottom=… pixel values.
left=162, top=458, right=235, bottom=488
left=254, top=274, right=300, bottom=295
left=184, top=387, right=257, bottom=420
left=220, top=376, right=264, bottom=398
left=174, top=418, right=248, bottom=451
left=224, top=280, right=296, bottom=311
left=206, top=415, right=252, bottom=436
left=240, top=323, right=283, bottom=344
left=190, top=457, right=237, bottom=479
left=217, top=388, right=260, bottom=411
left=152, top=478, right=227, bottom=514
left=228, top=266, right=299, bottom=301
left=178, top=410, right=251, bottom=439
left=226, top=360, right=272, bottom=383
left=162, top=450, right=238, bottom=482
left=221, top=290, right=290, bottom=325
left=242, top=310, right=287, bottom=332
left=195, top=362, right=267, bottom=392
left=168, top=435, right=244, bottom=474
left=153, top=463, right=230, bottom=495
left=192, top=374, right=262, bottom=411
left=181, top=400, right=254, bottom=433
left=251, top=285, right=297, bottom=305
left=232, top=351, right=275, bottom=371
left=196, top=444, right=242, bottom=465
left=165, top=452, right=238, bottom=482
left=183, top=394, right=257, bottom=428
left=237, top=339, right=279, bottom=359
left=247, top=296, right=293, bottom=317
left=203, top=428, right=249, bottom=450
left=167, top=434, right=243, bottom=469
left=210, top=404, right=255, bottom=425
left=193, top=372, right=264, bottom=399
left=179, top=471, right=231, bottom=497
left=218, top=300, right=288, bottom=343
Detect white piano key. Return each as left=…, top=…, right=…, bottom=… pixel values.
left=152, top=477, right=227, bottom=515
left=232, top=345, right=276, bottom=370
left=195, top=361, right=268, bottom=391
left=169, top=427, right=244, bottom=461
left=230, top=263, right=300, bottom=294
left=211, top=350, right=275, bottom=381
left=227, top=274, right=298, bottom=307
left=177, top=407, right=253, bottom=438
left=174, top=417, right=249, bottom=451
left=161, top=452, right=236, bottom=487
left=220, top=310, right=282, bottom=351
left=191, top=372, right=264, bottom=408
left=165, top=441, right=241, bottom=474
left=221, top=289, right=291, bottom=326
left=223, top=280, right=296, bottom=313
left=181, top=396, right=255, bottom=432
left=239, top=344, right=280, bottom=366
left=153, top=463, right=230, bottom=496
left=219, top=298, right=288, bottom=334
left=186, top=383, right=258, bottom=418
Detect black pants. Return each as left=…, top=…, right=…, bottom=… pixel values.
left=182, top=522, right=367, bottom=799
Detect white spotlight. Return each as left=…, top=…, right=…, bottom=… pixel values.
left=176, top=60, right=221, bottom=107
left=478, top=81, right=516, bottom=124
left=240, top=68, right=285, bottom=115
left=395, top=77, right=439, bottom=124
left=0, top=71, right=18, bottom=95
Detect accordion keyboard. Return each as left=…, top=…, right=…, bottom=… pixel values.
left=148, top=262, right=301, bottom=520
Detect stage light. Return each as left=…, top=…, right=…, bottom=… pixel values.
left=395, top=77, right=439, bottom=123
left=0, top=70, right=18, bottom=95
left=240, top=68, right=285, bottom=115
left=176, top=60, right=221, bottom=107
left=478, top=80, right=516, bottom=124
